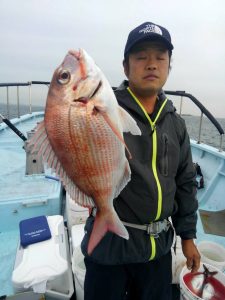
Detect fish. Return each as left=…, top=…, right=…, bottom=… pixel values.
left=190, top=264, right=218, bottom=299
left=29, top=49, right=141, bottom=254
left=202, top=283, right=215, bottom=300
left=190, top=274, right=205, bottom=293
left=190, top=275, right=215, bottom=299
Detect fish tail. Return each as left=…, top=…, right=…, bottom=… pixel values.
left=87, top=209, right=129, bottom=255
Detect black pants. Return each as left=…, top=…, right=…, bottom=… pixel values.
left=84, top=251, right=172, bottom=300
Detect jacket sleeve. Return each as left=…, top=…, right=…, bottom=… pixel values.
left=171, top=119, right=198, bottom=240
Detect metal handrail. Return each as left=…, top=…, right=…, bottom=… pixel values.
left=164, top=90, right=224, bottom=152
left=0, top=83, right=224, bottom=151
left=0, top=81, right=50, bottom=118
left=0, top=81, right=50, bottom=87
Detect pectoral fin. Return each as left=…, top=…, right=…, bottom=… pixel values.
left=100, top=111, right=132, bottom=159
left=118, top=106, right=141, bottom=135
left=92, top=99, right=140, bottom=159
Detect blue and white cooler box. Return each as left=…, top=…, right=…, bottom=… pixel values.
left=12, top=215, right=74, bottom=299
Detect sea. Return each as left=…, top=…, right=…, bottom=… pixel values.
left=1, top=103, right=225, bottom=151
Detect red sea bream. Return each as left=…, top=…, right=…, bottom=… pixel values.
left=29, top=49, right=141, bottom=254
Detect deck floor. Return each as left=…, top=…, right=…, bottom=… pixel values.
left=0, top=230, right=19, bottom=296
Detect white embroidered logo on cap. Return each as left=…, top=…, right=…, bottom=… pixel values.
left=139, top=24, right=162, bottom=35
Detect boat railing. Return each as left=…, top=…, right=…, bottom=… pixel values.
left=0, top=81, right=50, bottom=119
left=0, top=83, right=224, bottom=152
left=164, top=90, right=224, bottom=152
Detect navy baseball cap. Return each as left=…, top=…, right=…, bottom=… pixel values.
left=124, top=22, right=173, bottom=57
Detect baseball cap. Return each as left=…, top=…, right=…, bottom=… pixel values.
left=124, top=22, right=173, bottom=57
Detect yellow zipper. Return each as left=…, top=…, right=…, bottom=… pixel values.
left=127, top=87, right=168, bottom=260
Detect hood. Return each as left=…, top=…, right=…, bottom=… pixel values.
left=115, top=80, right=176, bottom=125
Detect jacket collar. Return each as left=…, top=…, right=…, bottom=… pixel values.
left=115, top=80, right=175, bottom=124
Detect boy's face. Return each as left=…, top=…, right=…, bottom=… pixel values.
left=124, top=40, right=170, bottom=96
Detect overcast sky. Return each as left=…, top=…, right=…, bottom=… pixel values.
left=0, top=0, right=225, bottom=118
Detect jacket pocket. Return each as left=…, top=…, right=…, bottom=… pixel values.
left=161, top=133, right=169, bottom=176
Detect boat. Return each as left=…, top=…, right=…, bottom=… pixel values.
left=0, top=81, right=225, bottom=300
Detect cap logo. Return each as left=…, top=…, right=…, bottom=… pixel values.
left=139, top=24, right=162, bottom=35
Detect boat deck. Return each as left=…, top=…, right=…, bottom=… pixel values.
left=0, top=113, right=63, bottom=297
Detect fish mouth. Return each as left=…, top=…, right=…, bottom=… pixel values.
left=73, top=80, right=102, bottom=103
left=68, top=49, right=81, bottom=60
left=74, top=97, right=89, bottom=104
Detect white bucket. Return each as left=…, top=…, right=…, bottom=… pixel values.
left=66, top=194, right=89, bottom=231
left=197, top=241, right=225, bottom=272
left=72, top=246, right=86, bottom=300
left=180, top=262, right=225, bottom=300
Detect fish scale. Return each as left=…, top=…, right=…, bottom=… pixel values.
left=68, top=103, right=123, bottom=200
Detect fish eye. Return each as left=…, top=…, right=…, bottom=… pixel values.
left=57, top=69, right=71, bottom=85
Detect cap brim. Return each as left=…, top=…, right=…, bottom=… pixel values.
left=125, top=33, right=173, bottom=56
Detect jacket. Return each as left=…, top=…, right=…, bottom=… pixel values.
left=81, top=81, right=198, bottom=265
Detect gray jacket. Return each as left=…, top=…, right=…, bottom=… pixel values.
left=81, top=82, right=198, bottom=265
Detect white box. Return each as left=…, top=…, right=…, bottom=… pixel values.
left=71, top=224, right=85, bottom=250
left=12, top=215, right=74, bottom=299
left=72, top=246, right=85, bottom=300
left=70, top=224, right=86, bottom=300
